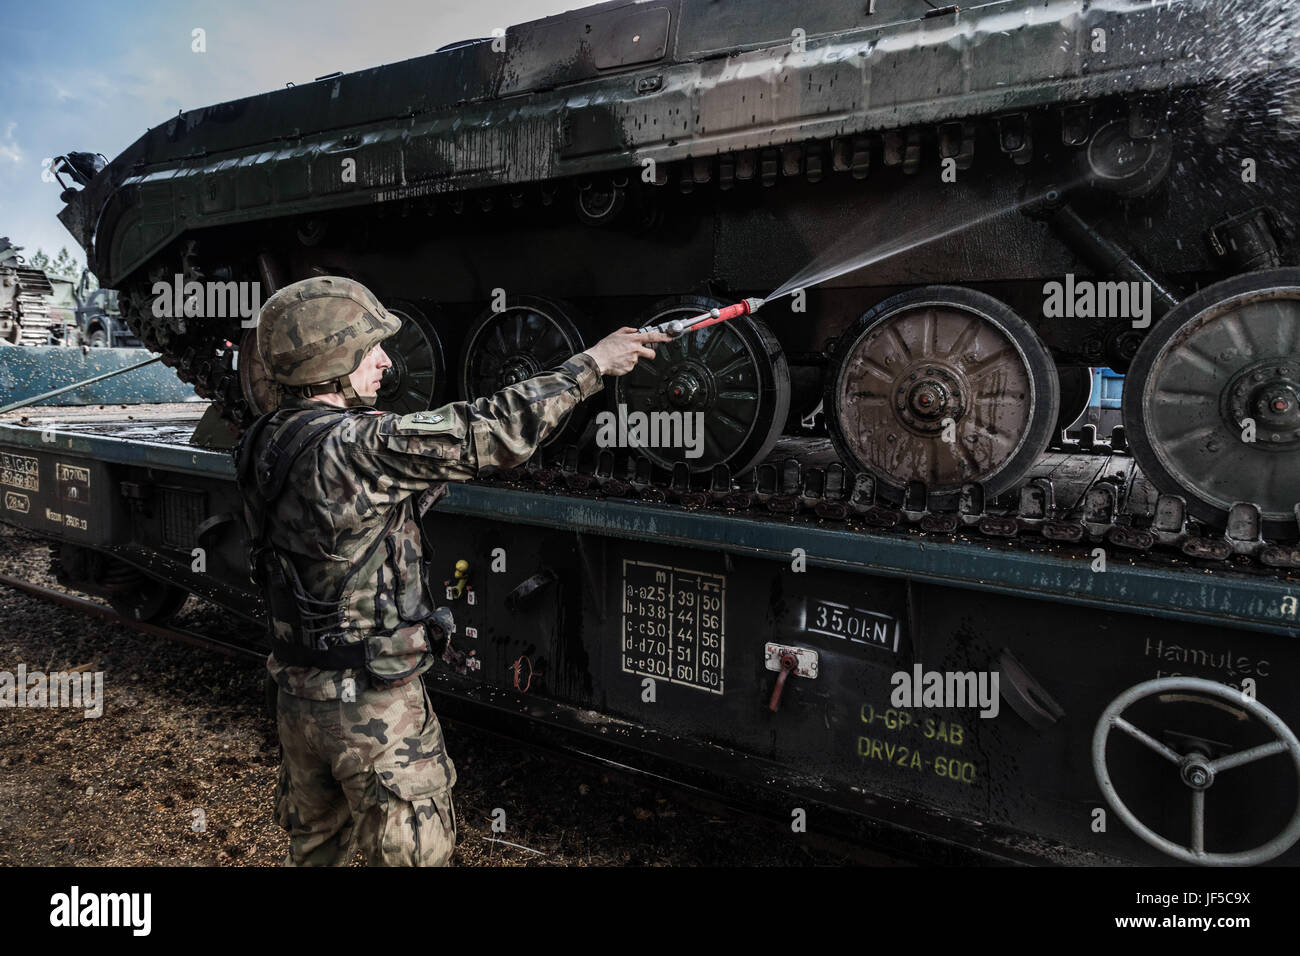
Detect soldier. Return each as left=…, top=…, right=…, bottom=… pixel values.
left=236, top=276, right=669, bottom=866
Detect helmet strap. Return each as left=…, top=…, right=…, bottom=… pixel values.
left=335, top=377, right=367, bottom=408
left=289, top=376, right=366, bottom=407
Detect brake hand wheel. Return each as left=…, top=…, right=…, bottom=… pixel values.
left=1093, top=676, right=1300, bottom=865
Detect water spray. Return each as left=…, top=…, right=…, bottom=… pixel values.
left=636, top=174, right=1102, bottom=344
left=636, top=180, right=1084, bottom=342
left=637, top=297, right=765, bottom=338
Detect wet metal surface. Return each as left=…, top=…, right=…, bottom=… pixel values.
left=64, top=1, right=1283, bottom=286
left=0, top=348, right=198, bottom=407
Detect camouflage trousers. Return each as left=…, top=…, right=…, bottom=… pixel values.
left=273, top=676, right=458, bottom=866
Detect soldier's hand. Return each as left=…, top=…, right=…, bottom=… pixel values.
left=582, top=327, right=674, bottom=377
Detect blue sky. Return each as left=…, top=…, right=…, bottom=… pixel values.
left=0, top=0, right=579, bottom=269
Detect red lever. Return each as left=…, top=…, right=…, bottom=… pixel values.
left=769, top=652, right=799, bottom=712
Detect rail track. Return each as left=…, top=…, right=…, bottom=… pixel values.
left=0, top=572, right=263, bottom=662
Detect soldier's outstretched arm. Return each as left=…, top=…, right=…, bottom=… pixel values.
left=350, top=327, right=670, bottom=489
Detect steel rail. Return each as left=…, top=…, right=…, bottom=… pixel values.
left=0, top=571, right=264, bottom=662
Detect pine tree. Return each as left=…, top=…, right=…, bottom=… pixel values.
left=50, top=247, right=81, bottom=280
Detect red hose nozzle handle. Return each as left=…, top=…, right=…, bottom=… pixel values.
left=638, top=297, right=765, bottom=337
left=692, top=297, right=763, bottom=328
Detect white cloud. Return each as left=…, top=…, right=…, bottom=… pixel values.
left=0, top=123, right=22, bottom=164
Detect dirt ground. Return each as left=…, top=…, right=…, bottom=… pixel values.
left=0, top=523, right=873, bottom=866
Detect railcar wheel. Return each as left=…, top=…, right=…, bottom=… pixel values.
left=1093, top=676, right=1300, bottom=865
left=612, top=296, right=790, bottom=476
left=825, top=287, right=1059, bottom=504
left=1123, top=268, right=1300, bottom=539
left=374, top=300, right=446, bottom=415
left=459, top=295, right=590, bottom=448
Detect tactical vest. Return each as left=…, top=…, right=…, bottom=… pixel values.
left=235, top=407, right=445, bottom=680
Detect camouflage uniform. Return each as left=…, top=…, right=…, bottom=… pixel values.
left=273, top=676, right=458, bottom=866
left=238, top=278, right=603, bottom=866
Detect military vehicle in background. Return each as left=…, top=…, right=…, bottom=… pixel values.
left=48, top=0, right=1300, bottom=537
left=73, top=270, right=138, bottom=348
left=45, top=276, right=79, bottom=343
left=0, top=240, right=134, bottom=346
left=0, top=237, right=64, bottom=345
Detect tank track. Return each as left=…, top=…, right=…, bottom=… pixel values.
left=1, top=268, right=58, bottom=346
left=121, top=272, right=1299, bottom=562
left=121, top=302, right=1300, bottom=563
left=130, top=249, right=1300, bottom=564
left=117, top=277, right=245, bottom=432
left=484, top=427, right=1300, bottom=571
left=114, top=275, right=1300, bottom=568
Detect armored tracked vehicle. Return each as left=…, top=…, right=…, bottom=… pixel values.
left=51, top=0, right=1300, bottom=536
left=0, top=237, right=61, bottom=345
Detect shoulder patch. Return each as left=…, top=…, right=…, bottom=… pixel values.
left=392, top=410, right=465, bottom=438
left=385, top=409, right=467, bottom=461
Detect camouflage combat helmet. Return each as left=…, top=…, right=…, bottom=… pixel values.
left=256, top=276, right=399, bottom=405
